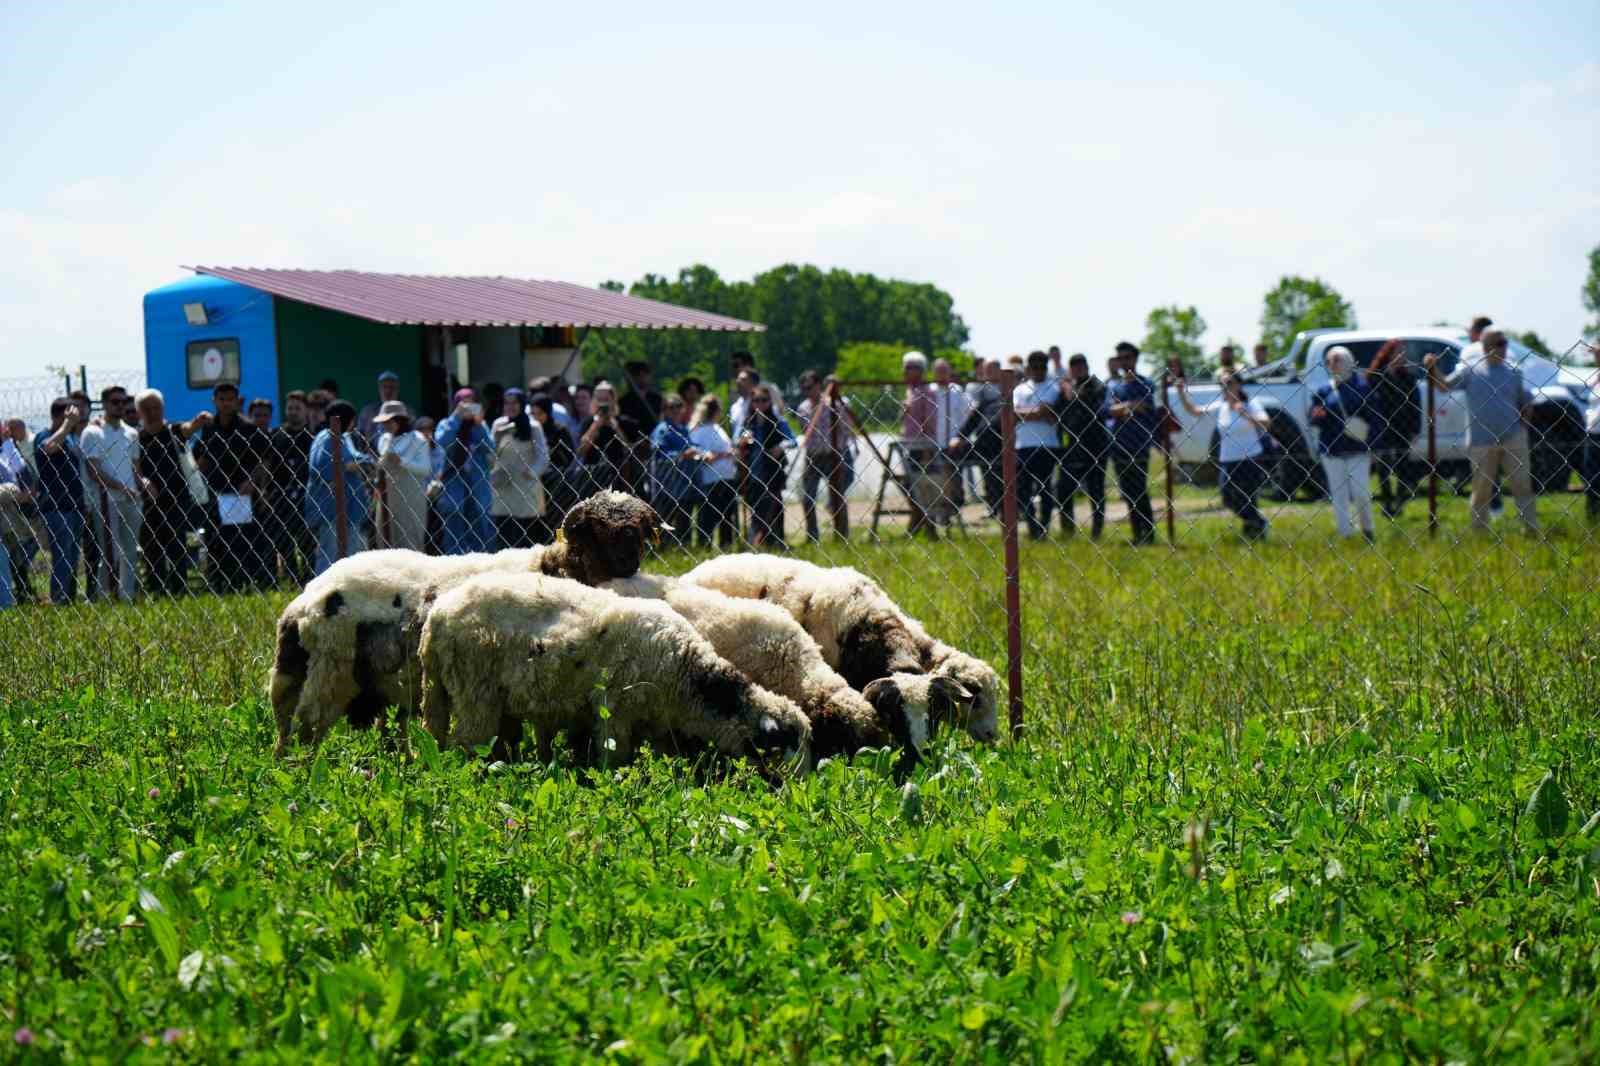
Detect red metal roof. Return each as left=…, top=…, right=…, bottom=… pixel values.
left=186, top=266, right=765, bottom=332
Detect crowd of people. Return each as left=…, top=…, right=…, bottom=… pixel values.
left=2, top=326, right=1597, bottom=608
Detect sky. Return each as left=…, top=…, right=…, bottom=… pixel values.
left=1, top=0, right=1596, bottom=384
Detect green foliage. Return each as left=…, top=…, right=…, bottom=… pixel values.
left=1, top=535, right=1598, bottom=1060
left=1516, top=330, right=1556, bottom=360
left=588, top=264, right=971, bottom=391
left=834, top=342, right=973, bottom=383
left=1142, top=305, right=1208, bottom=376
left=1583, top=243, right=1600, bottom=338
left=1259, top=276, right=1357, bottom=358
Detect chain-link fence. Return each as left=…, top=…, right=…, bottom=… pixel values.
left=1, top=344, right=1598, bottom=736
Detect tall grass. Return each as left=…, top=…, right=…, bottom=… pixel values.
left=1, top=524, right=1597, bottom=1061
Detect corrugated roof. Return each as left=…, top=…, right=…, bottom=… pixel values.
left=186, top=266, right=765, bottom=332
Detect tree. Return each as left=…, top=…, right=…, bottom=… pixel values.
left=1584, top=242, right=1600, bottom=339
left=1515, top=331, right=1555, bottom=359
left=1141, top=305, right=1207, bottom=377
left=1259, top=276, right=1356, bottom=359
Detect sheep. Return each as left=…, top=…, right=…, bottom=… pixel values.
left=679, top=554, right=1000, bottom=744
left=269, top=491, right=666, bottom=755
left=603, top=573, right=926, bottom=767
left=418, top=572, right=812, bottom=776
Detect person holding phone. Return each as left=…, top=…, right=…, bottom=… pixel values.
left=434, top=388, right=496, bottom=554
left=687, top=395, right=739, bottom=549
left=739, top=382, right=796, bottom=549
left=1100, top=342, right=1159, bottom=545
left=577, top=381, right=634, bottom=493
left=1175, top=369, right=1272, bottom=541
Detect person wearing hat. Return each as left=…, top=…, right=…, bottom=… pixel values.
left=358, top=370, right=402, bottom=444
left=371, top=400, right=431, bottom=552
left=900, top=351, right=939, bottom=539
left=304, top=399, right=376, bottom=575
left=1100, top=341, right=1158, bottom=545
left=434, top=387, right=496, bottom=554
left=490, top=388, right=550, bottom=550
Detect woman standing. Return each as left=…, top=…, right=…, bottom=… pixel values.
left=576, top=381, right=633, bottom=493
left=304, top=400, right=376, bottom=575
left=1366, top=338, right=1422, bottom=519
left=649, top=394, right=696, bottom=545
left=1175, top=370, right=1272, bottom=540
left=490, top=388, right=549, bottom=550
left=530, top=395, right=575, bottom=542
left=1308, top=345, right=1376, bottom=542
left=373, top=401, right=431, bottom=552
left=739, top=383, right=796, bottom=549
left=687, top=395, right=739, bottom=549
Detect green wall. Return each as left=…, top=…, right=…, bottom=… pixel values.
left=273, top=298, right=426, bottom=413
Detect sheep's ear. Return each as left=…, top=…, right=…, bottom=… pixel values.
left=862, top=678, right=913, bottom=751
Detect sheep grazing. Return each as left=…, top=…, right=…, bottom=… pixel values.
left=603, top=573, right=924, bottom=766
left=679, top=555, right=923, bottom=688
left=418, top=573, right=811, bottom=776
left=680, top=554, right=1000, bottom=744
left=269, top=492, right=665, bottom=755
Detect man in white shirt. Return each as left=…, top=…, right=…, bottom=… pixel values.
left=1012, top=351, right=1063, bottom=539
left=80, top=385, right=144, bottom=601
left=729, top=368, right=759, bottom=441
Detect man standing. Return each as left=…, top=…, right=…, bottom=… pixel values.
left=900, top=351, right=940, bottom=539
left=68, top=391, right=103, bottom=600
left=958, top=359, right=1005, bottom=518
left=0, top=423, right=33, bottom=606
left=358, top=371, right=402, bottom=443
left=435, top=388, right=495, bottom=554
left=729, top=368, right=760, bottom=441
left=1217, top=345, right=1238, bottom=375
left=1101, top=341, right=1158, bottom=545
left=1425, top=328, right=1537, bottom=532
left=619, top=361, right=663, bottom=439
left=135, top=389, right=207, bottom=596
left=1056, top=353, right=1109, bottom=538
left=1253, top=343, right=1273, bottom=368
left=796, top=370, right=852, bottom=543
left=1461, top=316, right=1494, bottom=365
left=80, top=385, right=144, bottom=602
left=1012, top=351, right=1063, bottom=539
left=194, top=382, right=270, bottom=592
left=268, top=390, right=317, bottom=584
left=32, top=399, right=85, bottom=604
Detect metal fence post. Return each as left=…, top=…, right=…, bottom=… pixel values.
left=1427, top=374, right=1438, bottom=538
left=999, top=369, right=1025, bottom=741
left=332, top=425, right=349, bottom=561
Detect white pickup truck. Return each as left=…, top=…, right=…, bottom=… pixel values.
left=1160, top=326, right=1595, bottom=497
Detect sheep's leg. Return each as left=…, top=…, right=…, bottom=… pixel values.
left=491, top=715, right=525, bottom=763
left=534, top=726, right=555, bottom=764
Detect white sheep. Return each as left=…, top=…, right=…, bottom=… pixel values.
left=680, top=554, right=1000, bottom=743
left=603, top=573, right=925, bottom=766
left=418, top=572, right=812, bottom=775
left=269, top=491, right=667, bottom=755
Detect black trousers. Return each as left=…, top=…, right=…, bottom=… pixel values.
left=801, top=452, right=850, bottom=542
left=1110, top=443, right=1155, bottom=543
left=210, top=520, right=269, bottom=593
left=1219, top=458, right=1269, bottom=537
left=1372, top=442, right=1421, bottom=517
left=1018, top=447, right=1058, bottom=539
left=141, top=497, right=191, bottom=596
left=1058, top=446, right=1107, bottom=537
left=695, top=480, right=739, bottom=549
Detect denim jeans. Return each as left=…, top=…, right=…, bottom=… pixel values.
left=312, top=520, right=367, bottom=577
left=42, top=509, right=83, bottom=605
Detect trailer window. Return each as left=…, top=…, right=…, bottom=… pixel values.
left=186, top=339, right=241, bottom=389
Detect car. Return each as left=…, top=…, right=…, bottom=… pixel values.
left=1160, top=326, right=1594, bottom=498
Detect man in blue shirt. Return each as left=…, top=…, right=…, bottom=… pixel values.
left=1100, top=341, right=1158, bottom=545
left=1425, top=328, right=1536, bottom=532
left=434, top=387, right=495, bottom=554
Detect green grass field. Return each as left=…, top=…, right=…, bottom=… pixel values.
left=3, top=506, right=1598, bottom=1062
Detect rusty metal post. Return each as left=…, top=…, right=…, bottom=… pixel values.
left=999, top=369, right=1024, bottom=741
left=1161, top=376, right=1176, bottom=546
left=332, top=424, right=349, bottom=561
left=1427, top=373, right=1438, bottom=538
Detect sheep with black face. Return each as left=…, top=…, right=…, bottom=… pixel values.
left=680, top=554, right=999, bottom=744
left=603, top=573, right=927, bottom=768
left=419, top=572, right=811, bottom=775
left=268, top=492, right=665, bottom=755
